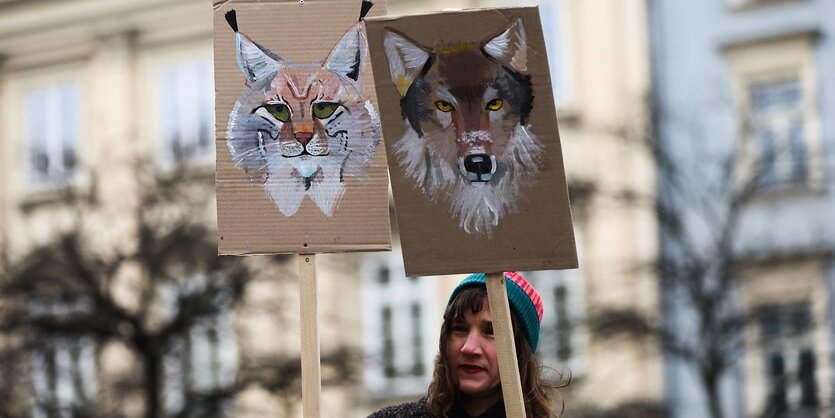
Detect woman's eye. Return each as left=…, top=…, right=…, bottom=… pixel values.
left=263, top=104, right=290, bottom=122
left=486, top=98, right=504, bottom=111
left=435, top=100, right=455, bottom=112
left=313, top=102, right=339, bottom=119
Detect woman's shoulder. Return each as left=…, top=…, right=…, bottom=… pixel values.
left=367, top=396, right=431, bottom=418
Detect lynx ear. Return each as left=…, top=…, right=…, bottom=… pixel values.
left=383, top=29, right=430, bottom=97
left=227, top=10, right=283, bottom=84
left=482, top=17, right=528, bottom=73
left=324, top=23, right=368, bottom=86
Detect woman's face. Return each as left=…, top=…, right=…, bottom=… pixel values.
left=446, top=296, right=501, bottom=401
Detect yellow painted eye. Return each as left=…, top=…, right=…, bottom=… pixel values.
left=435, top=100, right=455, bottom=112
left=486, top=99, right=504, bottom=111
left=313, top=102, right=339, bottom=119
left=264, top=104, right=290, bottom=122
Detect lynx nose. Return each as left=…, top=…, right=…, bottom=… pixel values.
left=294, top=131, right=314, bottom=146
left=461, top=154, right=496, bottom=183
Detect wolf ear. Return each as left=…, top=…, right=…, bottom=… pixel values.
left=383, top=29, right=431, bottom=97
left=324, top=23, right=368, bottom=87
left=482, top=17, right=528, bottom=73
left=227, top=10, right=283, bottom=85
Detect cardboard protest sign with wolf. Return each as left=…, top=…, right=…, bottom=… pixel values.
left=366, top=7, right=577, bottom=276
left=214, top=0, right=391, bottom=255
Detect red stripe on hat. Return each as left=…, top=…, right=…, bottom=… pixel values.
left=505, top=272, right=543, bottom=322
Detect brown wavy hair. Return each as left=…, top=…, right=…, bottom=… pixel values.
left=426, top=286, right=566, bottom=417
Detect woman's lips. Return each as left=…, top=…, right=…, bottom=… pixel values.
left=460, top=365, right=484, bottom=374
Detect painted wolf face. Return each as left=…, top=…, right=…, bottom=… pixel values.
left=383, top=17, right=542, bottom=236
left=226, top=13, right=380, bottom=217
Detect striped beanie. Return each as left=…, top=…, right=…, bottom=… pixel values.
left=447, top=272, right=544, bottom=352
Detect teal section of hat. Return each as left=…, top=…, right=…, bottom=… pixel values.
left=448, top=272, right=542, bottom=352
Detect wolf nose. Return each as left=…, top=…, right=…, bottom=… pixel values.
left=294, top=131, right=313, bottom=146
left=463, top=154, right=494, bottom=182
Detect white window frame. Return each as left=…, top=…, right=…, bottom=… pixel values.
left=526, top=228, right=587, bottom=377
left=526, top=267, right=587, bottom=377
left=24, top=82, right=80, bottom=187
left=28, top=299, right=97, bottom=417
left=725, top=32, right=823, bottom=195
left=159, top=276, right=238, bottom=415
left=757, top=302, right=818, bottom=414
left=539, top=0, right=574, bottom=110
left=158, top=57, right=215, bottom=166
left=361, top=249, right=438, bottom=398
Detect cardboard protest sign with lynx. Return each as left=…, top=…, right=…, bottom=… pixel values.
left=214, top=1, right=390, bottom=255
left=366, top=8, right=577, bottom=275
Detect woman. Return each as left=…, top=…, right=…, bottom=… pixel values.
left=369, top=272, right=562, bottom=418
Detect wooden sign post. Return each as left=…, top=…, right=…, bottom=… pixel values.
left=299, top=254, right=321, bottom=417
left=213, top=1, right=390, bottom=417
left=485, top=273, right=526, bottom=418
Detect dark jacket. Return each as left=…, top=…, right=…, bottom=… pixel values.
left=367, top=397, right=506, bottom=418
left=367, top=397, right=431, bottom=418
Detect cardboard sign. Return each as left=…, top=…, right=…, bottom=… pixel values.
left=214, top=0, right=391, bottom=255
left=365, top=7, right=577, bottom=276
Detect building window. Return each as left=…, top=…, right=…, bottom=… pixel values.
left=759, top=303, right=817, bottom=416
left=748, top=77, right=806, bottom=189
left=725, top=32, right=822, bottom=194
left=160, top=280, right=237, bottom=415
left=160, top=58, right=214, bottom=164
left=26, top=83, right=79, bottom=184
left=362, top=249, right=435, bottom=397
left=29, top=299, right=96, bottom=417
left=526, top=229, right=586, bottom=375
left=539, top=0, right=573, bottom=108
left=527, top=268, right=586, bottom=376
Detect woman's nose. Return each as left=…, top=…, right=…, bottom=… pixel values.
left=460, top=331, right=482, bottom=354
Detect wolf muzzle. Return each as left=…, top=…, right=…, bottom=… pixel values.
left=459, top=153, right=497, bottom=184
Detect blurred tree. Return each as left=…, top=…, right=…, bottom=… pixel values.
left=588, top=105, right=763, bottom=418
left=0, top=166, right=359, bottom=418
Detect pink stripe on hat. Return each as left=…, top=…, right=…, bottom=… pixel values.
left=505, top=271, right=543, bottom=322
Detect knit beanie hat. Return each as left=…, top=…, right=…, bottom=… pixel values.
left=447, top=272, right=544, bottom=352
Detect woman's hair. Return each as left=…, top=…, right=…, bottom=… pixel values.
left=426, top=286, right=566, bottom=418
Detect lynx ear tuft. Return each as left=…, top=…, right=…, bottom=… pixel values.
left=383, top=29, right=430, bottom=97
left=225, top=9, right=239, bottom=33
left=359, top=0, right=373, bottom=21
left=482, top=17, right=528, bottom=73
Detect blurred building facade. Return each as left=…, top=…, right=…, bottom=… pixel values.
left=650, top=0, right=835, bottom=417
left=0, top=0, right=666, bottom=417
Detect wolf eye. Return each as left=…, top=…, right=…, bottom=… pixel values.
left=486, top=99, right=504, bottom=111
left=435, top=100, right=455, bottom=112
left=263, top=104, right=290, bottom=122
left=313, top=102, right=339, bottom=119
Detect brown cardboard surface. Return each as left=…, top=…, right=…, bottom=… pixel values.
left=214, top=0, right=391, bottom=255
left=365, top=7, right=577, bottom=276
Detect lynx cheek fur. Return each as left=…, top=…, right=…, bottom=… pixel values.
left=383, top=17, right=542, bottom=237
left=226, top=12, right=380, bottom=217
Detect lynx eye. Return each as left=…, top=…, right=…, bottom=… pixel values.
left=486, top=99, right=504, bottom=111
left=313, top=102, right=339, bottom=119
left=263, top=104, right=290, bottom=123
left=435, top=100, right=455, bottom=112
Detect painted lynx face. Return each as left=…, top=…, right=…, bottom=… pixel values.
left=383, top=18, right=541, bottom=236
left=227, top=18, right=380, bottom=217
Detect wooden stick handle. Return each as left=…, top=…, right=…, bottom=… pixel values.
left=299, top=254, right=321, bottom=418
left=485, top=272, right=527, bottom=418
